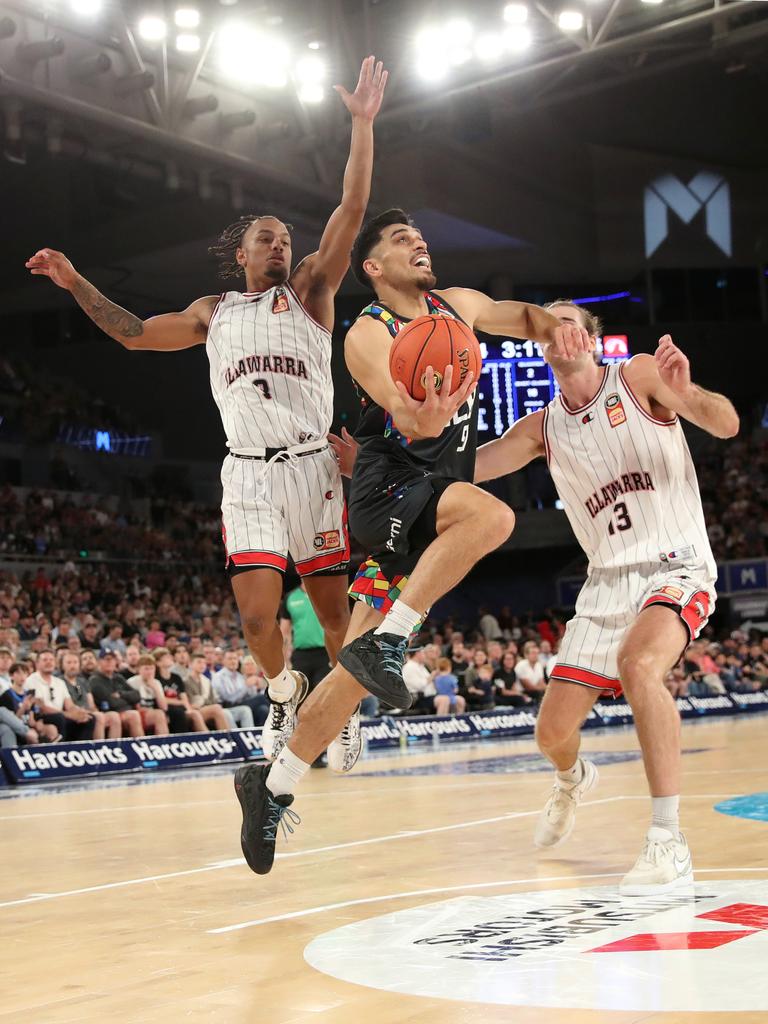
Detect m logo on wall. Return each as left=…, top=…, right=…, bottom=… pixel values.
left=644, top=172, right=731, bottom=258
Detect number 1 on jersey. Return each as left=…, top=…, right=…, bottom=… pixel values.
left=608, top=501, right=632, bottom=536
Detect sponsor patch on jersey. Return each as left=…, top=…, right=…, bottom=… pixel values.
left=605, top=392, right=626, bottom=427
left=658, top=585, right=684, bottom=601
left=313, top=530, right=341, bottom=551
left=272, top=288, right=289, bottom=314
left=660, top=545, right=696, bottom=563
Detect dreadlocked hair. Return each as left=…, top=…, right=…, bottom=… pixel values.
left=208, top=214, right=293, bottom=280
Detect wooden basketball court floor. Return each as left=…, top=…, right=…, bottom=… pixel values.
left=1, top=713, right=766, bottom=1024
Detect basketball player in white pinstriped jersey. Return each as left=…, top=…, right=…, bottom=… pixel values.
left=26, top=56, right=389, bottom=760
left=476, top=300, right=739, bottom=895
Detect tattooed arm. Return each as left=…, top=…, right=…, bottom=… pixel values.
left=26, top=248, right=216, bottom=350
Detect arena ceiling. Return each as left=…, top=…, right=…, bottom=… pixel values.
left=0, top=0, right=766, bottom=312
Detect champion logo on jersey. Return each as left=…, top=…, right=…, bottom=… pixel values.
left=605, top=392, right=627, bottom=428
left=272, top=288, right=289, bottom=314
left=581, top=412, right=594, bottom=424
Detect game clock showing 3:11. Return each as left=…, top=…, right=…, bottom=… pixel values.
left=474, top=333, right=631, bottom=437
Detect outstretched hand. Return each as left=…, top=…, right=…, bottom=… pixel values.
left=25, top=248, right=78, bottom=290
left=655, top=334, right=692, bottom=396
left=334, top=55, right=388, bottom=121
left=547, top=323, right=594, bottom=361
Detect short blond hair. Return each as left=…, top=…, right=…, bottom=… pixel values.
left=544, top=299, right=603, bottom=338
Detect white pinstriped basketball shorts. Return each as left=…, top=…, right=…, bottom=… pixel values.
left=550, top=562, right=716, bottom=697
left=220, top=446, right=349, bottom=577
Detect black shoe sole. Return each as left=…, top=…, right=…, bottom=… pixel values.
left=234, top=766, right=274, bottom=876
left=337, top=643, right=414, bottom=710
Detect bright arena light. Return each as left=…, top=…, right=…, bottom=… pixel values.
left=641, top=0, right=664, bottom=4
left=138, top=15, right=167, bottom=41
left=557, top=9, right=585, bottom=30
left=503, top=3, right=529, bottom=24
left=444, top=18, right=474, bottom=66
left=414, top=19, right=475, bottom=81
left=298, top=83, right=324, bottom=104
left=217, top=23, right=291, bottom=88
left=505, top=24, right=532, bottom=51
left=175, top=33, right=200, bottom=52
left=70, top=0, right=102, bottom=16
left=174, top=8, right=200, bottom=29
left=474, top=32, right=505, bottom=62
left=295, top=54, right=326, bottom=85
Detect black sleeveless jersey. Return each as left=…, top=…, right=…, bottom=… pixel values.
left=352, top=291, right=478, bottom=482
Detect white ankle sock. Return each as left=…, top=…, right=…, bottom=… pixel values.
left=374, top=599, right=421, bottom=639
left=267, top=667, right=296, bottom=702
left=557, top=759, right=584, bottom=786
left=651, top=795, right=680, bottom=837
left=266, top=746, right=310, bottom=797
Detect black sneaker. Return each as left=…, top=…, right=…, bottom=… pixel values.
left=234, top=764, right=301, bottom=875
left=337, top=629, right=413, bottom=710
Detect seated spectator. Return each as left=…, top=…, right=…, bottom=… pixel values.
left=486, top=640, right=503, bottom=669
left=184, top=654, right=231, bottom=730
left=538, top=640, right=556, bottom=674
left=118, top=644, right=142, bottom=681
left=154, top=647, right=207, bottom=732
left=26, top=649, right=96, bottom=741
left=0, top=645, right=13, bottom=692
left=126, top=655, right=170, bottom=735
left=100, top=622, right=127, bottom=659
left=478, top=606, right=502, bottom=641
left=433, top=657, right=466, bottom=716
left=89, top=650, right=145, bottom=737
left=493, top=652, right=532, bottom=707
left=515, top=642, right=547, bottom=700
left=0, top=661, right=57, bottom=745
left=59, top=650, right=121, bottom=739
left=448, top=639, right=472, bottom=681
left=144, top=618, right=166, bottom=650
left=212, top=650, right=267, bottom=726
left=79, top=621, right=101, bottom=651
left=465, top=663, right=495, bottom=711
left=173, top=645, right=192, bottom=684
left=403, top=649, right=436, bottom=715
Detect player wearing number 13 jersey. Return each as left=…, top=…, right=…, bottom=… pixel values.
left=476, top=300, right=739, bottom=896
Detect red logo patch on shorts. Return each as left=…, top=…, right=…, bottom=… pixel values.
left=272, top=288, right=289, bottom=314
left=605, top=393, right=627, bottom=428
left=313, top=530, right=340, bottom=550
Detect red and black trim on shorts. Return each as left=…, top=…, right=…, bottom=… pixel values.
left=549, top=663, right=623, bottom=699
left=641, top=588, right=711, bottom=643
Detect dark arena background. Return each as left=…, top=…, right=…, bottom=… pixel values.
left=1, top=1, right=767, bottom=1021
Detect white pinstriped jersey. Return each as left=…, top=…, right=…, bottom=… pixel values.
left=206, top=284, right=333, bottom=450
left=542, top=360, right=716, bottom=577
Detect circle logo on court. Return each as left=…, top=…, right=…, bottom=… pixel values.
left=304, top=880, right=768, bottom=1011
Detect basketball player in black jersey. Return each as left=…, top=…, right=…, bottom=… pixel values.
left=234, top=208, right=592, bottom=874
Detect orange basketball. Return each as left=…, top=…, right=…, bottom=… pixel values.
left=388, top=315, right=482, bottom=402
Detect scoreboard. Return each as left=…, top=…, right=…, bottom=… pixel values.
left=475, top=333, right=631, bottom=438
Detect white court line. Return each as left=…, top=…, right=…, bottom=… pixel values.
left=0, top=797, right=623, bottom=911
left=208, top=867, right=768, bottom=934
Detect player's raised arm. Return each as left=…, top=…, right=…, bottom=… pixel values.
left=624, top=336, right=739, bottom=439
left=25, top=248, right=216, bottom=350
left=474, top=411, right=546, bottom=483
left=300, top=56, right=388, bottom=295
left=345, top=318, right=474, bottom=441
left=437, top=288, right=593, bottom=359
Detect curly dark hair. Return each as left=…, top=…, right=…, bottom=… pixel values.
left=208, top=214, right=294, bottom=280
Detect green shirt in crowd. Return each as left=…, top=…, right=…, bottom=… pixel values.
left=285, top=587, right=325, bottom=650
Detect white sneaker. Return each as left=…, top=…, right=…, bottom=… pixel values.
left=260, top=671, right=309, bottom=761
left=619, top=827, right=694, bottom=896
left=534, top=759, right=599, bottom=849
left=327, top=705, right=362, bottom=773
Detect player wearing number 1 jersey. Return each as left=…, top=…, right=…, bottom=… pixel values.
left=27, top=56, right=389, bottom=763
left=476, top=300, right=739, bottom=896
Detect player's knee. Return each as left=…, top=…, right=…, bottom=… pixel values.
left=617, top=648, right=659, bottom=691
left=535, top=713, right=568, bottom=752
left=314, top=603, right=350, bottom=636
left=241, top=613, right=272, bottom=642
left=482, top=500, right=515, bottom=548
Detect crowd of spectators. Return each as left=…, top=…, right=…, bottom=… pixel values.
left=1, top=549, right=766, bottom=749
left=0, top=486, right=222, bottom=562
left=699, top=435, right=768, bottom=561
